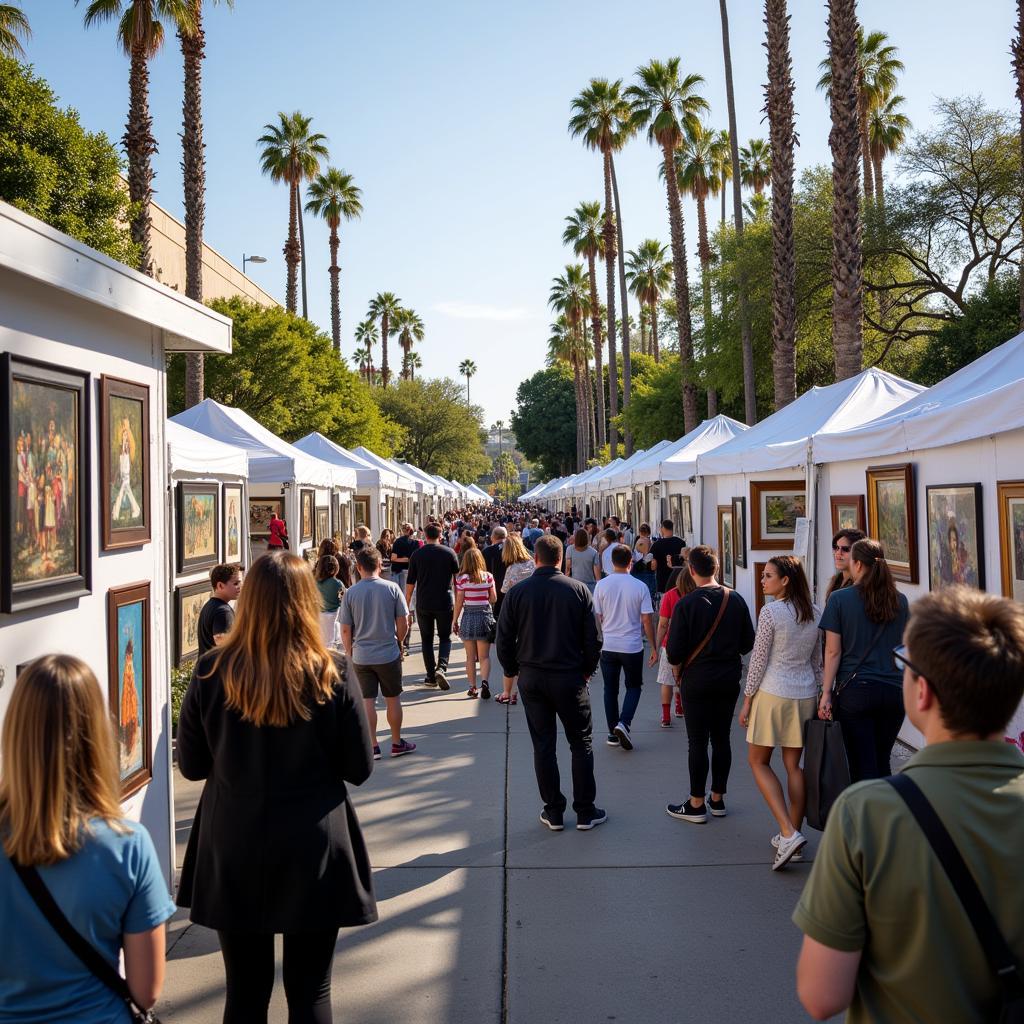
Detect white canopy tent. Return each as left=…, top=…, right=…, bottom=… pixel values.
left=395, top=461, right=442, bottom=520
left=466, top=483, right=492, bottom=502
left=518, top=482, right=546, bottom=503
left=167, top=420, right=248, bottom=480
left=352, top=446, right=421, bottom=531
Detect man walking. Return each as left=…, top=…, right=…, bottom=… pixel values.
left=406, top=523, right=459, bottom=690
left=389, top=522, right=420, bottom=594
left=522, top=518, right=543, bottom=552
left=496, top=535, right=606, bottom=832
left=340, top=547, right=416, bottom=760
left=483, top=525, right=508, bottom=617
left=650, top=518, right=686, bottom=599
left=592, top=545, right=656, bottom=751
left=197, top=563, right=243, bottom=657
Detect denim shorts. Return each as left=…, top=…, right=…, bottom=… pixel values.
left=460, top=606, right=495, bottom=640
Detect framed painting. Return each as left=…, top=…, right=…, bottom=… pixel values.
left=753, top=561, right=778, bottom=618
left=107, top=581, right=151, bottom=798
left=249, top=496, right=283, bottom=539
left=750, top=480, right=806, bottom=550
left=222, top=484, right=244, bottom=564
left=315, top=506, right=329, bottom=545
left=99, top=375, right=150, bottom=550
left=668, top=493, right=693, bottom=537
left=300, top=488, right=315, bottom=541
left=926, top=484, right=984, bottom=591
left=1, top=354, right=92, bottom=613
left=331, top=491, right=341, bottom=537
left=732, top=496, right=747, bottom=568
left=998, top=481, right=1024, bottom=601
left=174, top=580, right=208, bottom=666
left=176, top=481, right=219, bottom=574
left=717, top=505, right=735, bottom=588
left=830, top=494, right=866, bottom=535
left=866, top=463, right=918, bottom=584
left=353, top=495, right=370, bottom=535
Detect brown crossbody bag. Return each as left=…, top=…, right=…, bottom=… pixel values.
left=683, top=588, right=731, bottom=669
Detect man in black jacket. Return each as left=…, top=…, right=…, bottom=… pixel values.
left=482, top=525, right=508, bottom=617
left=665, top=545, right=755, bottom=824
left=496, top=535, right=606, bottom=832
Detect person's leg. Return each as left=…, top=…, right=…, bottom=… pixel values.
left=282, top=928, right=339, bottom=1024
left=384, top=695, right=403, bottom=743
left=681, top=690, right=712, bottom=805
left=518, top=672, right=565, bottom=814
left=478, top=640, right=491, bottom=683
left=835, top=683, right=875, bottom=783
left=436, top=607, right=454, bottom=671
left=419, top=609, right=437, bottom=678
left=781, top=745, right=806, bottom=832
left=619, top=651, right=644, bottom=729
left=599, top=651, right=621, bottom=735
left=747, top=744, right=794, bottom=836
left=552, top=674, right=597, bottom=814
left=362, top=696, right=378, bottom=739
left=708, top=689, right=738, bottom=798
left=218, top=930, right=275, bottom=1024
left=463, top=638, right=478, bottom=688
left=874, top=682, right=906, bottom=778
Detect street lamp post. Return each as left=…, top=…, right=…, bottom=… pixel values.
left=242, top=253, right=267, bottom=275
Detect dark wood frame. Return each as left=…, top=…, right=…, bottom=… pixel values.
left=1, top=354, right=92, bottom=612
left=249, top=495, right=283, bottom=539
left=99, top=374, right=151, bottom=550
left=997, top=480, right=1024, bottom=600
left=353, top=495, right=370, bottom=531
left=174, top=580, right=209, bottom=666
left=331, top=491, right=341, bottom=537
left=866, top=463, right=918, bottom=584
left=300, top=488, right=315, bottom=541
left=176, top=481, right=220, bottom=574
left=753, top=561, right=774, bottom=617
left=107, top=581, right=152, bottom=798
left=925, top=483, right=985, bottom=591
left=717, top=504, right=735, bottom=588
left=829, top=494, right=867, bottom=535
left=315, top=506, right=329, bottom=545
left=732, top=496, right=747, bottom=568
left=749, top=479, right=805, bottom=551
left=222, top=483, right=244, bottom=564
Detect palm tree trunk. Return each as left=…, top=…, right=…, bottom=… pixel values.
left=873, top=153, right=885, bottom=211
left=583, top=321, right=597, bottom=458
left=284, top=180, right=299, bottom=313
left=720, top=170, right=728, bottom=227
left=650, top=300, right=660, bottom=362
left=828, top=0, right=865, bottom=380
left=381, top=312, right=391, bottom=386
left=574, top=362, right=585, bottom=472
left=696, top=194, right=717, bottom=416
left=639, top=310, right=647, bottom=356
left=766, top=0, right=797, bottom=409
left=720, top=0, right=758, bottom=425
left=586, top=252, right=607, bottom=448
left=328, top=227, right=341, bottom=353
left=1016, top=0, right=1024, bottom=329
left=610, top=158, right=633, bottom=456
left=298, top=190, right=309, bottom=319
left=602, top=150, right=619, bottom=460
left=858, top=83, right=875, bottom=201
left=125, top=42, right=156, bottom=277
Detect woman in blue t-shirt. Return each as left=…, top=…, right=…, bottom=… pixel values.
left=0, top=655, right=175, bottom=1022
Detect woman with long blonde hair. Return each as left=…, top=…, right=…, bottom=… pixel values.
left=495, top=533, right=535, bottom=704
left=0, top=656, right=175, bottom=1021
left=453, top=545, right=497, bottom=698
left=177, top=551, right=376, bottom=1024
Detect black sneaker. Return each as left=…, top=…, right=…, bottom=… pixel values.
left=540, top=809, right=564, bottom=831
left=613, top=721, right=633, bottom=750
left=606, top=734, right=620, bottom=746
left=435, top=666, right=450, bottom=691
left=666, top=801, right=708, bottom=824
left=576, top=807, right=608, bottom=831
left=708, top=795, right=727, bottom=817
left=480, top=681, right=491, bottom=700
left=423, top=677, right=438, bottom=689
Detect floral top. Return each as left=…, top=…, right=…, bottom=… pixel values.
left=501, top=559, right=535, bottom=593
left=744, top=599, right=823, bottom=700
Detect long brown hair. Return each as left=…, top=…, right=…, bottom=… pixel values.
left=0, top=656, right=126, bottom=866
left=460, top=545, right=486, bottom=583
left=851, top=538, right=901, bottom=624
left=768, top=555, right=816, bottom=624
left=203, top=552, right=338, bottom=726
left=825, top=527, right=866, bottom=601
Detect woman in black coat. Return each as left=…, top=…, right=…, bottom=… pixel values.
left=177, top=551, right=377, bottom=1024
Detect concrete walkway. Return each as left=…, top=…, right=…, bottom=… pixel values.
left=161, top=625, right=836, bottom=1023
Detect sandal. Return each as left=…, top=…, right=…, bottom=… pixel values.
left=510, top=693, right=518, bottom=705
left=495, top=693, right=511, bottom=704
left=467, top=687, right=478, bottom=699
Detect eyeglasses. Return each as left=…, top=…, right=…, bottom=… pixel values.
left=832, top=543, right=852, bottom=553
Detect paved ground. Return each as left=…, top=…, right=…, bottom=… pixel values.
left=161, top=625, right=841, bottom=1023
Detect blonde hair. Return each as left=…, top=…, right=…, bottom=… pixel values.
left=0, top=656, right=126, bottom=866
left=459, top=545, right=486, bottom=583
left=203, top=552, right=338, bottom=726
left=502, top=533, right=530, bottom=566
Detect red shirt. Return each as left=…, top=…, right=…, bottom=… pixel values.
left=268, top=516, right=288, bottom=548
left=659, top=589, right=682, bottom=647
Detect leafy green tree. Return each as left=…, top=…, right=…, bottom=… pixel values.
left=510, top=366, right=578, bottom=479
left=492, top=451, right=519, bottom=500
left=0, top=57, right=138, bottom=264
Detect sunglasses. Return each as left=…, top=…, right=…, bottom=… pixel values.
left=832, top=543, right=852, bottom=553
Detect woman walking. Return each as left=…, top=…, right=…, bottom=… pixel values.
left=632, top=523, right=657, bottom=603
left=565, top=529, right=601, bottom=590
left=267, top=510, right=288, bottom=550
left=738, top=557, right=822, bottom=870
left=453, top=546, right=497, bottom=699
left=818, top=538, right=910, bottom=782
left=598, top=527, right=619, bottom=578
left=496, top=533, right=535, bottom=704
left=315, top=554, right=345, bottom=648
left=177, top=552, right=376, bottom=1024
left=824, top=527, right=866, bottom=601
left=655, top=566, right=693, bottom=726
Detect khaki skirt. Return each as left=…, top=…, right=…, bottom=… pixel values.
left=746, top=690, right=817, bottom=749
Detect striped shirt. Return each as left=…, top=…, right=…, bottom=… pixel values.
left=455, top=572, right=494, bottom=608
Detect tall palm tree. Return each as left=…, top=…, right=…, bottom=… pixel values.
left=765, top=0, right=797, bottom=410
left=569, top=78, right=631, bottom=459
left=625, top=240, right=672, bottom=363
left=305, top=168, right=362, bottom=353
left=609, top=139, right=638, bottom=455
left=626, top=58, right=709, bottom=435
left=367, top=292, right=401, bottom=386
left=713, top=128, right=733, bottom=229
left=393, top=307, right=424, bottom=379
left=1014, top=1, right=1024, bottom=328
left=740, top=138, right=771, bottom=194
left=867, top=94, right=910, bottom=209
left=352, top=346, right=371, bottom=383
left=81, top=0, right=194, bottom=278
left=458, top=359, right=477, bottom=404
left=405, top=352, right=422, bottom=380
left=257, top=111, right=328, bottom=315
left=0, top=3, right=30, bottom=56
left=563, top=200, right=607, bottom=447
left=828, top=0, right=865, bottom=380
left=550, top=266, right=592, bottom=469
left=353, top=318, right=378, bottom=381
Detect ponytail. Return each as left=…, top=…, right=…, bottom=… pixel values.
left=852, top=538, right=900, bottom=624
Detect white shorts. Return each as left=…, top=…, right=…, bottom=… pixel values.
left=656, top=648, right=679, bottom=688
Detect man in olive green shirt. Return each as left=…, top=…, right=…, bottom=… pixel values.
left=793, top=586, right=1024, bottom=1022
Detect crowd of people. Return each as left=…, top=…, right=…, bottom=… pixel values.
left=1, top=498, right=1023, bottom=1024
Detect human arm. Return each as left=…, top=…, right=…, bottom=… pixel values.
left=796, top=938, right=862, bottom=1021
left=122, top=926, right=165, bottom=1009
left=740, top=607, right=775, bottom=725
left=664, top=600, right=689, bottom=674
left=395, top=614, right=409, bottom=650
left=655, top=615, right=670, bottom=649
left=176, top=664, right=212, bottom=781
left=819, top=631, right=842, bottom=719
left=593, top=557, right=601, bottom=583
left=488, top=580, right=497, bottom=606
left=340, top=623, right=353, bottom=661
left=453, top=589, right=464, bottom=635
left=494, top=594, right=519, bottom=676
left=333, top=663, right=374, bottom=785
left=581, top=594, right=601, bottom=679
left=211, top=605, right=233, bottom=647
left=643, top=612, right=657, bottom=666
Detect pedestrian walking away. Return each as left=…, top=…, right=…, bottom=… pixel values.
left=483, top=525, right=509, bottom=618
left=197, top=562, right=243, bottom=658
left=315, top=554, right=345, bottom=649
left=655, top=566, right=693, bottom=726
left=497, top=531, right=535, bottom=704
left=389, top=522, right=420, bottom=598
left=454, top=546, right=497, bottom=699
left=649, top=518, right=686, bottom=599
left=565, top=528, right=601, bottom=592
left=406, top=523, right=460, bottom=690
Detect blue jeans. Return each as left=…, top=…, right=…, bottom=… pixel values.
left=600, top=650, right=645, bottom=733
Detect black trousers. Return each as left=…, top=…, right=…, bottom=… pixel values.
left=417, top=607, right=453, bottom=678
left=218, top=928, right=338, bottom=1024
left=836, top=679, right=905, bottom=782
left=517, top=669, right=597, bottom=815
left=681, top=683, right=739, bottom=799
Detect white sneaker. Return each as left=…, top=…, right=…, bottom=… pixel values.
left=770, top=833, right=805, bottom=861
left=772, top=830, right=806, bottom=871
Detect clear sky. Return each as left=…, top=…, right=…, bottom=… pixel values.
left=22, top=0, right=1014, bottom=424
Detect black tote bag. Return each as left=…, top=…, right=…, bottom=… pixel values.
left=803, top=718, right=851, bottom=831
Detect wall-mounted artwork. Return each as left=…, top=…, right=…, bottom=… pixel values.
left=300, top=489, right=315, bottom=541
left=223, top=484, right=243, bottom=563
left=926, top=484, right=983, bottom=590
left=107, top=581, right=151, bottom=797
left=998, top=481, right=1024, bottom=602
left=353, top=496, right=370, bottom=533
left=717, top=505, right=735, bottom=588
left=2, top=354, right=91, bottom=612
left=177, top=481, right=219, bottom=574
left=249, top=496, right=283, bottom=539
left=100, top=375, right=150, bottom=550
left=316, top=506, right=330, bottom=545
left=750, top=480, right=806, bottom=550
left=732, top=496, right=747, bottom=568
left=668, top=493, right=692, bottom=536
left=830, top=495, right=866, bottom=535
left=753, top=562, right=778, bottom=618
left=175, top=580, right=208, bottom=665
left=866, top=463, right=918, bottom=583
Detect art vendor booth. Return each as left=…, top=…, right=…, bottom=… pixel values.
left=351, top=445, right=420, bottom=532
left=599, top=442, right=674, bottom=526
left=396, top=461, right=441, bottom=522
left=431, top=474, right=463, bottom=515
left=0, top=201, right=232, bottom=885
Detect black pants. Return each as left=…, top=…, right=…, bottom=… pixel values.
left=681, top=684, right=739, bottom=799
left=836, top=679, right=905, bottom=782
left=518, top=669, right=597, bottom=815
left=417, top=607, right=453, bottom=678
left=218, top=928, right=338, bottom=1024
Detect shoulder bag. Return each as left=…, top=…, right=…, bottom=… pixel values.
left=684, top=587, right=731, bottom=670
left=887, top=773, right=1024, bottom=1023
left=11, top=860, right=162, bottom=1023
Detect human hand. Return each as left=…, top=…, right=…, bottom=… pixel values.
left=647, top=649, right=658, bottom=668
left=453, top=621, right=460, bottom=636
left=738, top=697, right=751, bottom=728
left=818, top=697, right=832, bottom=720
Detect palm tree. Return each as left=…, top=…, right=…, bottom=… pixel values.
left=626, top=58, right=709, bottom=435
left=563, top=200, right=607, bottom=448
left=1014, top=1, right=1024, bottom=329
left=493, top=420, right=505, bottom=457
left=81, top=0, right=195, bottom=278
left=625, top=240, right=672, bottom=363
left=0, top=3, right=30, bottom=56
left=352, top=346, right=371, bottom=383
left=547, top=317, right=591, bottom=472
left=713, top=128, right=733, bottom=229
left=458, top=359, right=477, bottom=404
left=353, top=318, right=379, bottom=382
left=257, top=111, right=329, bottom=315
left=550, top=266, right=593, bottom=469
left=392, top=307, right=424, bottom=379
left=305, top=168, right=362, bottom=353
left=367, top=292, right=401, bottom=386
left=405, top=352, right=422, bottom=380
left=740, top=138, right=771, bottom=194
left=828, top=0, right=865, bottom=380
left=569, top=78, right=632, bottom=459
left=867, top=94, right=910, bottom=209
left=765, top=0, right=797, bottom=410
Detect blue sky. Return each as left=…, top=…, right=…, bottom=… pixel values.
left=23, top=0, right=1014, bottom=422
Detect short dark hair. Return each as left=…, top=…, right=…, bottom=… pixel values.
left=688, top=545, right=717, bottom=578
left=662, top=519, right=674, bottom=531
left=610, top=544, right=632, bottom=569
left=355, top=547, right=381, bottom=574
left=315, top=554, right=339, bottom=582
left=424, top=523, right=442, bottom=540
left=534, top=534, right=562, bottom=566
left=905, top=586, right=1024, bottom=737
left=210, top=563, right=241, bottom=588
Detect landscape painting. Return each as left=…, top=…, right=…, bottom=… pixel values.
left=830, top=495, right=866, bottom=534
left=177, top=481, right=219, bottom=574
left=866, top=464, right=918, bottom=583
left=750, top=480, right=805, bottom=550
left=107, top=582, right=151, bottom=797
left=175, top=581, right=209, bottom=665
left=100, top=375, right=150, bottom=550
left=926, top=484, right=983, bottom=590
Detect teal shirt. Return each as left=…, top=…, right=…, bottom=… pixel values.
left=317, top=576, right=345, bottom=613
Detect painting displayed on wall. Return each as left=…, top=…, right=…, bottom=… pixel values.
left=998, top=481, right=1024, bottom=602
left=331, top=491, right=341, bottom=538
left=175, top=580, right=209, bottom=665
left=750, top=480, right=806, bottom=550
left=830, top=495, right=866, bottom=535
left=2, top=355, right=92, bottom=612
left=926, top=484, right=983, bottom=591
left=353, top=496, right=370, bottom=533
left=717, top=505, right=735, bottom=588
left=866, top=463, right=918, bottom=584
left=732, top=496, right=747, bottom=568
left=223, top=484, right=243, bottom=563
left=100, top=375, right=150, bottom=550
left=300, top=488, right=315, bottom=541
left=249, top=496, right=283, bottom=539
left=753, top=562, right=778, bottom=618
left=176, top=481, right=219, bottom=574
left=315, top=506, right=329, bottom=545
left=107, top=582, right=151, bottom=797
left=668, top=493, right=692, bottom=536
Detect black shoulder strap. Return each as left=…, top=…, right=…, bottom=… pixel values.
left=887, top=774, right=1024, bottom=999
left=833, top=623, right=886, bottom=696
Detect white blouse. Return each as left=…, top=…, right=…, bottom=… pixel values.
left=744, top=599, right=823, bottom=700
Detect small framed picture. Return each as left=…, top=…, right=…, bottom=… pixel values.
left=926, top=484, right=984, bottom=591
left=731, top=496, right=747, bottom=568
left=717, top=504, right=735, bottom=588
left=866, top=463, right=918, bottom=584
left=300, top=489, right=315, bottom=541
left=249, top=496, right=283, bottom=539
left=750, top=480, right=806, bottom=550
left=100, top=375, right=151, bottom=550
left=830, top=494, right=866, bottom=535
left=668, top=493, right=692, bottom=537
left=176, top=481, right=220, bottom=575
left=353, top=495, right=370, bottom=533
left=998, top=480, right=1024, bottom=601
left=315, top=506, right=329, bottom=545
left=175, top=580, right=209, bottom=666
left=222, top=484, right=244, bottom=564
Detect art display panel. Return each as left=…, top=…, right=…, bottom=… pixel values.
left=100, top=375, right=150, bottom=550
left=830, top=495, right=866, bottom=535
left=249, top=496, right=283, bottom=539
left=732, top=496, right=747, bottom=568
left=300, top=489, right=315, bottom=541
left=175, top=580, right=209, bottom=665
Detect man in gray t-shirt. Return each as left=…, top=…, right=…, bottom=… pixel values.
left=339, top=546, right=416, bottom=759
